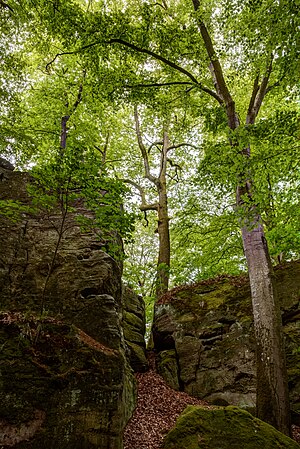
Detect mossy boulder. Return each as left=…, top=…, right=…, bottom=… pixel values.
left=0, top=313, right=136, bottom=449
left=153, top=262, right=300, bottom=413
left=156, top=349, right=180, bottom=391
left=163, top=406, right=300, bottom=449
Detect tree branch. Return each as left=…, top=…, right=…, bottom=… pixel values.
left=167, top=159, right=182, bottom=181
left=265, top=71, right=286, bottom=94
left=46, top=51, right=77, bottom=71
left=122, top=179, right=158, bottom=213
left=94, top=133, right=110, bottom=164
left=71, top=81, right=84, bottom=115
left=0, top=0, right=13, bottom=12
left=192, top=4, right=231, bottom=103
left=159, top=126, right=170, bottom=179
left=125, top=81, right=194, bottom=88
left=60, top=79, right=84, bottom=149
left=148, top=141, right=163, bottom=153
left=166, top=142, right=198, bottom=152
left=153, top=1, right=168, bottom=10
left=125, top=80, right=222, bottom=102
left=134, top=105, right=159, bottom=186
left=46, top=38, right=223, bottom=104
left=140, top=203, right=159, bottom=211
left=122, top=178, right=146, bottom=202
left=192, top=0, right=237, bottom=127
left=247, top=56, right=273, bottom=124
left=246, top=75, right=260, bottom=123
left=109, top=38, right=201, bottom=84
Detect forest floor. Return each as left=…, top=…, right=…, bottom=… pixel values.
left=123, top=352, right=300, bottom=449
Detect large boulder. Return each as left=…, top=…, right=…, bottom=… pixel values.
left=0, top=314, right=136, bottom=449
left=0, top=166, right=136, bottom=448
left=152, top=262, right=300, bottom=414
left=162, top=406, right=300, bottom=449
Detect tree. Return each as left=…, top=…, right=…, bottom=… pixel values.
left=189, top=0, right=291, bottom=432
left=2, top=0, right=299, bottom=434
left=130, top=106, right=171, bottom=296
left=132, top=106, right=197, bottom=296
left=86, top=0, right=294, bottom=432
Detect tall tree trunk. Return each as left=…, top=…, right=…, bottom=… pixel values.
left=240, top=213, right=290, bottom=434
left=156, top=179, right=170, bottom=297
left=134, top=107, right=171, bottom=298
left=156, top=130, right=171, bottom=296
left=191, top=0, right=291, bottom=433
left=234, top=142, right=290, bottom=435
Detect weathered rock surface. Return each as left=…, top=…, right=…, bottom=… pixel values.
left=153, top=262, right=300, bottom=415
left=162, top=405, right=300, bottom=449
left=122, top=286, right=148, bottom=372
left=0, top=168, right=123, bottom=317
left=0, top=166, right=137, bottom=448
left=0, top=314, right=136, bottom=449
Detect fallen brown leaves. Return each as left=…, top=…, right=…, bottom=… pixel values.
left=123, top=354, right=210, bottom=449
left=292, top=425, right=300, bottom=444
left=124, top=353, right=300, bottom=449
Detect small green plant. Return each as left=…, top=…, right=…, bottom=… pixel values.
left=0, top=199, right=36, bottom=222
left=28, top=148, right=134, bottom=315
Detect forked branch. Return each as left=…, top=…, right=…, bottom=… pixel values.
left=246, top=56, right=273, bottom=124
left=134, top=106, right=159, bottom=186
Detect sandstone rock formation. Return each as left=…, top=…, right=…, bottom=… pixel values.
left=0, top=164, right=138, bottom=448
left=0, top=167, right=123, bottom=318
left=163, top=405, right=300, bottom=449
left=0, top=313, right=136, bottom=449
left=153, top=262, right=300, bottom=416
left=122, top=286, right=148, bottom=372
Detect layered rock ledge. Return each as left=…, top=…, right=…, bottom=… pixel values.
left=0, top=164, right=140, bottom=448
left=153, top=261, right=300, bottom=417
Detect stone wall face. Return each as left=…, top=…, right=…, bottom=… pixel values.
left=0, top=316, right=136, bottom=449
left=122, top=286, right=148, bottom=372
left=0, top=166, right=136, bottom=448
left=152, top=262, right=300, bottom=416
left=0, top=168, right=123, bottom=317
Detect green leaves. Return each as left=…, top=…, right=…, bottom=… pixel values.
left=26, top=143, right=134, bottom=261
left=1, top=0, right=299, bottom=291
left=0, top=200, right=35, bottom=222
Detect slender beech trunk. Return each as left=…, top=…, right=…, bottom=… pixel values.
left=156, top=131, right=171, bottom=297
left=241, top=219, right=290, bottom=433
left=192, top=0, right=290, bottom=434
left=134, top=107, right=171, bottom=297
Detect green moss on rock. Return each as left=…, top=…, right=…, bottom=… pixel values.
left=157, top=350, right=180, bottom=391
left=0, top=313, right=136, bottom=449
left=163, top=406, right=300, bottom=449
left=154, top=261, right=300, bottom=413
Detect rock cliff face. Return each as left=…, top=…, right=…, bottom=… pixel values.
left=0, top=314, right=136, bottom=449
left=122, top=286, right=148, bottom=372
left=0, top=168, right=122, bottom=317
left=0, top=165, right=140, bottom=448
left=153, top=262, right=300, bottom=416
